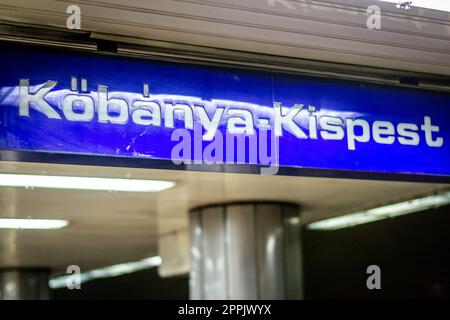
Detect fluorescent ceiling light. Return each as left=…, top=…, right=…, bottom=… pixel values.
left=49, top=256, right=162, bottom=289
left=379, top=0, right=450, bottom=12
left=307, top=191, right=450, bottom=231
left=0, top=173, right=175, bottom=192
left=0, top=218, right=68, bottom=230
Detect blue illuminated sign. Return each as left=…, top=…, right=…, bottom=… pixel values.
left=0, top=44, right=448, bottom=179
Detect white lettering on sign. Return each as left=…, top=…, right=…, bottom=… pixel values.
left=18, top=78, right=444, bottom=151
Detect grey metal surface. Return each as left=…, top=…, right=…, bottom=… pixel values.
left=255, top=204, right=285, bottom=299
left=226, top=204, right=257, bottom=299
left=189, top=202, right=302, bottom=300
left=1, top=22, right=450, bottom=91
left=201, top=206, right=227, bottom=299
left=189, top=210, right=203, bottom=300
left=0, top=269, right=50, bottom=300
left=283, top=205, right=303, bottom=299
left=2, top=0, right=450, bottom=78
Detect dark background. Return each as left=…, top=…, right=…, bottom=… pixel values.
left=52, top=205, right=450, bottom=299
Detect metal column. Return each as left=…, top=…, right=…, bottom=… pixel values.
left=0, top=269, right=50, bottom=300
left=189, top=202, right=303, bottom=300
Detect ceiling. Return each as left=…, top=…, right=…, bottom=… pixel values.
left=0, top=0, right=449, bottom=75
left=0, top=160, right=447, bottom=274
